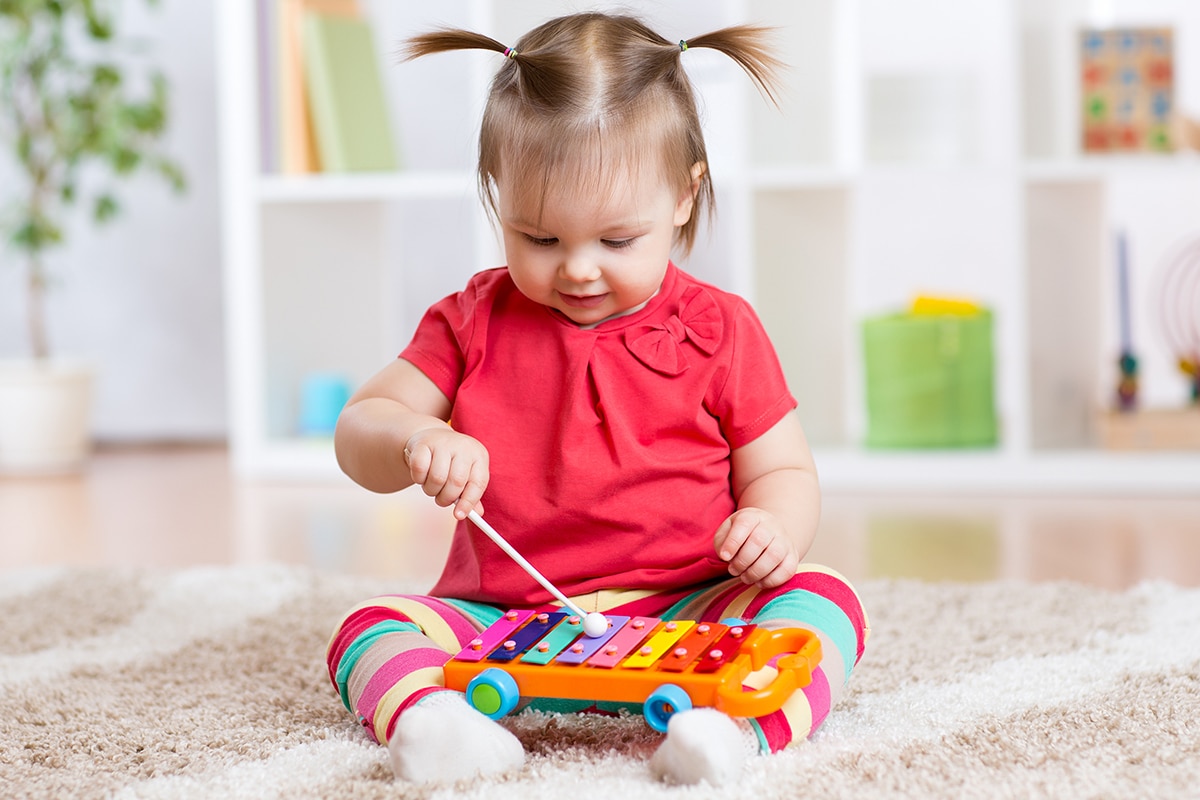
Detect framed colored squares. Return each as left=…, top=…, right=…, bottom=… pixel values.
left=1080, top=27, right=1174, bottom=153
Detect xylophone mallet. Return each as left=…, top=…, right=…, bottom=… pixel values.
left=466, top=509, right=609, bottom=638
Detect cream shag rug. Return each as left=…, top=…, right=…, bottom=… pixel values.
left=2, top=565, right=1198, bottom=799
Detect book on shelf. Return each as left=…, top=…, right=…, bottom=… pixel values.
left=255, top=0, right=278, bottom=173
left=273, top=0, right=361, bottom=174
left=301, top=11, right=398, bottom=173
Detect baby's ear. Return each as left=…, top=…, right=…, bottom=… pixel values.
left=674, top=161, right=707, bottom=225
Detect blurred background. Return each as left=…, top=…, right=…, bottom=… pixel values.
left=1, top=0, right=1198, bottom=588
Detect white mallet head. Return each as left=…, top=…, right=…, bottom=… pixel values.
left=582, top=611, right=609, bottom=638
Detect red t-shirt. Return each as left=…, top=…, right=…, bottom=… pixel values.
left=401, top=263, right=797, bottom=605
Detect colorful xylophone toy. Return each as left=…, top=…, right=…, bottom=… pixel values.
left=442, top=609, right=822, bottom=732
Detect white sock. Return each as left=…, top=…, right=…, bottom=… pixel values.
left=387, top=690, right=525, bottom=784
left=649, top=708, right=760, bottom=786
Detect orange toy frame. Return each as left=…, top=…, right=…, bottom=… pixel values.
left=442, top=609, right=822, bottom=731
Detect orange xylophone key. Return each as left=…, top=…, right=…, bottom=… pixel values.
left=692, top=624, right=757, bottom=673
left=655, top=622, right=728, bottom=673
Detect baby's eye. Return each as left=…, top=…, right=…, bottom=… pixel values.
left=603, top=238, right=635, bottom=250
left=524, top=234, right=558, bottom=247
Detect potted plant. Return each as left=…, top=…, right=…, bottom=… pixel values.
left=0, top=0, right=184, bottom=472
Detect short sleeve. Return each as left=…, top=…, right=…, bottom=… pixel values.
left=399, top=283, right=480, bottom=404
left=708, top=300, right=798, bottom=449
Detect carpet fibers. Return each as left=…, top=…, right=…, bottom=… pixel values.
left=2, top=565, right=1198, bottom=799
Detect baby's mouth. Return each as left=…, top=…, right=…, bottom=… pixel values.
left=559, top=292, right=608, bottom=309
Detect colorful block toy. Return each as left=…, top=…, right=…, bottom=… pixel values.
left=1081, top=27, right=1175, bottom=153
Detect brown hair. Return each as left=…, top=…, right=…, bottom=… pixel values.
left=403, top=13, right=782, bottom=255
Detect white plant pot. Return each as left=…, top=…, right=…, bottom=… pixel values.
left=0, top=360, right=94, bottom=474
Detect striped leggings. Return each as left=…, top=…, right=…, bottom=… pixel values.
left=326, top=565, right=869, bottom=752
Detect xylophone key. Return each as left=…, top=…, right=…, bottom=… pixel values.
left=585, top=616, right=661, bottom=668
left=554, top=615, right=629, bottom=665
left=520, top=614, right=585, bottom=665
left=692, top=623, right=757, bottom=673
left=656, top=622, right=727, bottom=673
left=452, top=609, right=536, bottom=663
left=620, top=620, right=695, bottom=669
left=487, top=612, right=567, bottom=663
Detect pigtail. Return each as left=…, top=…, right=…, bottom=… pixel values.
left=682, top=25, right=784, bottom=106
left=402, top=25, right=590, bottom=112
left=400, top=28, right=508, bottom=61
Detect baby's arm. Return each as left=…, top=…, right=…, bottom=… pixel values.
left=335, top=358, right=488, bottom=519
left=712, top=411, right=820, bottom=588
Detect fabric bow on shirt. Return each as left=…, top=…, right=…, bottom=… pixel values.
left=624, top=285, right=724, bottom=375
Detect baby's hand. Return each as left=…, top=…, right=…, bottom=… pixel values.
left=712, top=508, right=799, bottom=589
left=403, top=427, right=489, bottom=519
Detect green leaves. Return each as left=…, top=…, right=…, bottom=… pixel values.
left=1, top=0, right=186, bottom=258
left=12, top=214, right=62, bottom=250
left=1, top=0, right=184, bottom=358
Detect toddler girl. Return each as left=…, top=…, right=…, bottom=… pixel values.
left=328, top=11, right=868, bottom=786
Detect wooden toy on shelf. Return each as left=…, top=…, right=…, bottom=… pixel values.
left=442, top=609, right=822, bottom=732
left=1156, top=234, right=1200, bottom=403
left=1080, top=27, right=1175, bottom=153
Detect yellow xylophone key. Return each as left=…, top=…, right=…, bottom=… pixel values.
left=620, top=620, right=695, bottom=669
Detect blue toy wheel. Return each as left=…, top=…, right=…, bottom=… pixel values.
left=465, top=668, right=520, bottom=720
left=644, top=683, right=693, bottom=732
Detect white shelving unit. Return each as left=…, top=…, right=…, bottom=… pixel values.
left=216, top=0, right=1200, bottom=491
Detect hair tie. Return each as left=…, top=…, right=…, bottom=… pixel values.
left=503, top=46, right=518, bottom=59
left=678, top=39, right=688, bottom=52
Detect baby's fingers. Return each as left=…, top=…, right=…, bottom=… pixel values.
left=404, top=441, right=433, bottom=485
left=451, top=461, right=488, bottom=520
left=714, top=513, right=761, bottom=564
left=423, top=448, right=463, bottom=503
left=426, top=449, right=487, bottom=515
left=736, top=540, right=788, bottom=585
left=755, top=557, right=798, bottom=589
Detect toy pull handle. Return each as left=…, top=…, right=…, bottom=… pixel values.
left=714, top=628, right=822, bottom=719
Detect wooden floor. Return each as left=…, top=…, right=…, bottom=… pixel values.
left=3, top=444, right=1199, bottom=589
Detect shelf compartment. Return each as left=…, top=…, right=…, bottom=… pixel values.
left=260, top=202, right=389, bottom=439
left=257, top=170, right=474, bottom=203
left=748, top=0, right=842, bottom=168
left=753, top=187, right=850, bottom=447
left=1025, top=180, right=1105, bottom=449
left=815, top=447, right=1200, bottom=493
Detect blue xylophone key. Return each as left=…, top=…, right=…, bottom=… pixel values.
left=487, top=612, right=567, bottom=663
left=453, top=609, right=535, bottom=662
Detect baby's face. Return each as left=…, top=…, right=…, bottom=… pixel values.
left=497, top=165, right=695, bottom=327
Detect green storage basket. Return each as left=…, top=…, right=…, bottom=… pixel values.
left=862, top=309, right=997, bottom=448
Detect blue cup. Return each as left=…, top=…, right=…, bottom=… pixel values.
left=299, top=373, right=351, bottom=435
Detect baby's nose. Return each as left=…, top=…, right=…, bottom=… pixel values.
left=559, top=254, right=601, bottom=283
